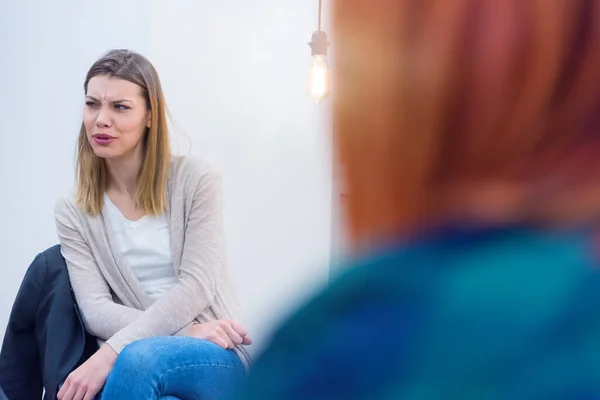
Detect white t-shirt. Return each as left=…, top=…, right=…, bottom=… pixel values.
left=103, top=193, right=177, bottom=302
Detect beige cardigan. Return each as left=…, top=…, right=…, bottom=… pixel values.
left=54, top=155, right=250, bottom=365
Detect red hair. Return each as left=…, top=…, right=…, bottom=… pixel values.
left=333, top=0, right=600, bottom=246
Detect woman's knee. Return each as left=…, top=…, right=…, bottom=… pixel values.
left=114, top=336, right=244, bottom=376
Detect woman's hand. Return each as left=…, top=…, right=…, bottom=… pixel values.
left=189, top=319, right=252, bottom=349
left=57, top=344, right=117, bottom=400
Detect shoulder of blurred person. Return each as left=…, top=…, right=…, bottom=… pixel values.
left=238, top=225, right=600, bottom=399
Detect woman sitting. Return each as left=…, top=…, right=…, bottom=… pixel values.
left=55, top=49, right=251, bottom=400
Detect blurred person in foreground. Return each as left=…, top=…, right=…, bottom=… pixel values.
left=237, top=0, right=600, bottom=398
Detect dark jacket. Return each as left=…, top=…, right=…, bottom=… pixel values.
left=0, top=245, right=98, bottom=400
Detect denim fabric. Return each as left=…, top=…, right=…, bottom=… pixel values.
left=101, top=336, right=245, bottom=400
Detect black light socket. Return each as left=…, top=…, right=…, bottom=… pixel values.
left=309, top=30, right=330, bottom=57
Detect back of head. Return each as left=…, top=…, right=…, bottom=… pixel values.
left=332, top=0, right=600, bottom=247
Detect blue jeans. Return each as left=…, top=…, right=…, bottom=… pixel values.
left=100, top=336, right=245, bottom=400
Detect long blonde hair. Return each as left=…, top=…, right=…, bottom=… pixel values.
left=76, top=49, right=171, bottom=216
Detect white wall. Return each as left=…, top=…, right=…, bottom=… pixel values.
left=0, top=0, right=332, bottom=353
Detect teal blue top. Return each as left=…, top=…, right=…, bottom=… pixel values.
left=237, top=225, right=600, bottom=399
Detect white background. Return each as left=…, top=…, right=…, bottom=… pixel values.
left=0, top=0, right=334, bottom=353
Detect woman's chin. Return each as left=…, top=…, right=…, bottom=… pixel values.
left=92, top=148, right=119, bottom=159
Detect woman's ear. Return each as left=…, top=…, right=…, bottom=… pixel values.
left=146, top=115, right=151, bottom=128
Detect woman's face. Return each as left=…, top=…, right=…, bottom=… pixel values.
left=83, top=75, right=151, bottom=160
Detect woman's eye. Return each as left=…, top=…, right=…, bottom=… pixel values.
left=85, top=101, right=98, bottom=107
left=114, top=104, right=129, bottom=111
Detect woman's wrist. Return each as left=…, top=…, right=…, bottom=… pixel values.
left=99, top=343, right=118, bottom=365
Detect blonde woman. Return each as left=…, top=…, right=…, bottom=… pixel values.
left=54, top=49, right=251, bottom=400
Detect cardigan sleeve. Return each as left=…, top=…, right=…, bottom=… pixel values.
left=105, top=160, right=227, bottom=353
left=54, top=197, right=144, bottom=340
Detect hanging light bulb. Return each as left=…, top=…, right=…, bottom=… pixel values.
left=308, top=32, right=330, bottom=102
left=307, top=1, right=331, bottom=102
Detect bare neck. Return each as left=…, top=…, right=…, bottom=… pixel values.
left=105, top=151, right=144, bottom=196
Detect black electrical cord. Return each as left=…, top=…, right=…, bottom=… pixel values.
left=318, top=0, right=322, bottom=31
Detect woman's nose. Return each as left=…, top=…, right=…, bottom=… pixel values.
left=95, top=106, right=112, bottom=128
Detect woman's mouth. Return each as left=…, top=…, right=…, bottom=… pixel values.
left=92, top=133, right=117, bottom=145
